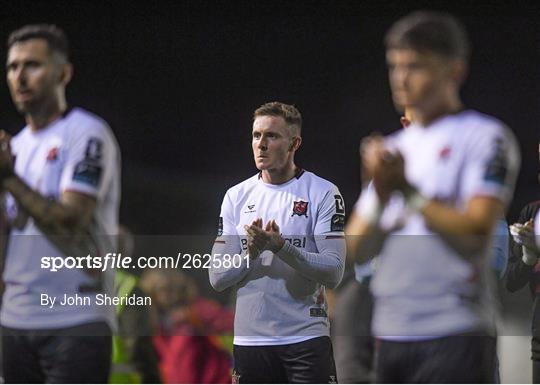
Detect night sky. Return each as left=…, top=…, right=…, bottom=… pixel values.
left=1, top=1, right=539, bottom=234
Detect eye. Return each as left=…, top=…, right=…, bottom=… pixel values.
left=253, top=132, right=261, bottom=139
left=25, top=61, right=41, bottom=70
left=6, top=63, right=16, bottom=72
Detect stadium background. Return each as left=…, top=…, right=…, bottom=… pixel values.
left=0, top=1, right=539, bottom=381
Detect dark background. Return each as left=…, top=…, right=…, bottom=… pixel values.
left=1, top=0, right=539, bottom=236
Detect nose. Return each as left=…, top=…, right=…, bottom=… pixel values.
left=9, top=66, right=26, bottom=87
left=258, top=137, right=267, bottom=151
left=391, top=66, right=408, bottom=88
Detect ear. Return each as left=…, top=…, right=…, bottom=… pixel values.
left=289, top=136, right=302, bottom=152
left=450, top=59, right=468, bottom=87
left=59, top=62, right=73, bottom=86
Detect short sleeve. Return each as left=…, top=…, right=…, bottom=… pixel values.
left=217, top=189, right=237, bottom=237
left=460, top=126, right=520, bottom=206
left=314, top=185, right=345, bottom=236
left=60, top=124, right=117, bottom=199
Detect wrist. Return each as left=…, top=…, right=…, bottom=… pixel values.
left=522, top=246, right=539, bottom=266
left=404, top=185, right=429, bottom=213
left=271, top=237, right=285, bottom=253
left=0, top=168, right=15, bottom=187
left=0, top=171, right=17, bottom=190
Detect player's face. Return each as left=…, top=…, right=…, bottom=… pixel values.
left=386, top=48, right=452, bottom=111
left=6, top=39, right=63, bottom=114
left=252, top=115, right=295, bottom=172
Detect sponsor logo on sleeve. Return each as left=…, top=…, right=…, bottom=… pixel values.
left=309, top=308, right=328, bottom=317
left=72, top=138, right=105, bottom=187
left=292, top=200, right=309, bottom=217
left=484, top=137, right=508, bottom=184
left=331, top=214, right=345, bottom=232
left=73, top=162, right=102, bottom=186
left=334, top=195, right=345, bottom=214
left=218, top=217, right=223, bottom=236
left=85, top=137, right=103, bottom=161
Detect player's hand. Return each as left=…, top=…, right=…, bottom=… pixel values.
left=244, top=219, right=285, bottom=254
left=510, top=220, right=538, bottom=251
left=377, top=149, right=410, bottom=192
left=244, top=218, right=263, bottom=259
left=264, top=220, right=285, bottom=253
left=360, top=134, right=385, bottom=183
left=400, top=116, right=411, bottom=128
left=0, top=130, right=14, bottom=181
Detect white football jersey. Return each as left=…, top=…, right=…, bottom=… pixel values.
left=355, top=110, right=520, bottom=339
left=1, top=107, right=121, bottom=330
left=209, top=170, right=346, bottom=346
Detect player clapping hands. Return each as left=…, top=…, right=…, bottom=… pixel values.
left=510, top=219, right=540, bottom=265
left=244, top=219, right=285, bottom=257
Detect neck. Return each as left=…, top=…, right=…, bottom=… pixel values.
left=25, top=97, right=66, bottom=131
left=410, top=95, right=463, bottom=127
left=261, top=163, right=297, bottom=185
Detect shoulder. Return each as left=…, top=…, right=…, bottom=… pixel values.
left=300, top=171, right=340, bottom=193
left=11, top=126, right=31, bottom=149
left=457, top=110, right=514, bottom=141
left=65, top=108, right=115, bottom=141
left=223, top=173, right=259, bottom=200
left=299, top=171, right=342, bottom=208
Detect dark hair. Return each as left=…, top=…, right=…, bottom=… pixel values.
left=253, top=101, right=302, bottom=136
left=385, top=11, right=470, bottom=60
left=7, top=24, right=69, bottom=60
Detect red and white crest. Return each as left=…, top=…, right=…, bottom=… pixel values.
left=292, top=200, right=309, bottom=217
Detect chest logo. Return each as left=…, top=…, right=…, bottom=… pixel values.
left=46, top=147, right=59, bottom=162
left=292, top=200, right=309, bottom=217
left=439, top=145, right=452, bottom=160
left=244, top=204, right=256, bottom=214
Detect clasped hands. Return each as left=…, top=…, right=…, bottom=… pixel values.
left=510, top=220, right=539, bottom=253
left=0, top=130, right=14, bottom=181
left=244, top=218, right=285, bottom=259
left=360, top=134, right=410, bottom=202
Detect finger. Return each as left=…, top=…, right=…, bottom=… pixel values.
left=272, top=220, right=280, bottom=232
left=244, top=225, right=258, bottom=238
left=250, top=225, right=266, bottom=236
left=400, top=116, right=411, bottom=128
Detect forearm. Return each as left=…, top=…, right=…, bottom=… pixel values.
left=505, top=257, right=534, bottom=292
left=276, top=238, right=345, bottom=289
left=345, top=213, right=387, bottom=266
left=421, top=202, right=492, bottom=236
left=208, top=239, right=250, bottom=292
left=3, top=175, right=84, bottom=236
left=404, top=186, right=504, bottom=258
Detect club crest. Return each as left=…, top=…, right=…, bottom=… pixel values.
left=292, top=200, right=309, bottom=217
